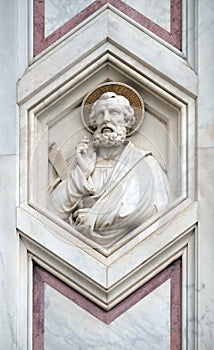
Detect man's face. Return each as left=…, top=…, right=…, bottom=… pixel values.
left=95, top=99, right=126, bottom=134
left=92, top=99, right=127, bottom=148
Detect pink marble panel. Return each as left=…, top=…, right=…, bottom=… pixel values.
left=33, top=0, right=182, bottom=56
left=170, top=259, right=182, bottom=349
left=33, top=259, right=182, bottom=349
left=33, top=266, right=44, bottom=350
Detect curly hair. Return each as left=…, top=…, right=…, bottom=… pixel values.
left=89, top=92, right=136, bottom=131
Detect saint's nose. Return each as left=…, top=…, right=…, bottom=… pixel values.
left=103, top=110, right=111, bottom=122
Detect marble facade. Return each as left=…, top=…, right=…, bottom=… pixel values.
left=0, top=1, right=214, bottom=349
left=44, top=282, right=170, bottom=349
left=34, top=0, right=181, bottom=55
left=45, top=0, right=171, bottom=36
left=33, top=261, right=181, bottom=349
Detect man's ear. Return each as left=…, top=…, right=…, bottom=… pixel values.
left=125, top=116, right=135, bottom=129
left=125, top=120, right=131, bottom=128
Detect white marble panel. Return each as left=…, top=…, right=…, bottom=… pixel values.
left=198, top=1, right=214, bottom=148
left=45, top=0, right=94, bottom=36
left=0, top=156, right=17, bottom=349
left=44, top=280, right=170, bottom=349
left=122, top=0, right=170, bottom=31
left=198, top=147, right=214, bottom=347
left=0, top=1, right=17, bottom=348
left=197, top=1, right=214, bottom=345
left=0, top=3, right=16, bottom=155
left=44, top=0, right=170, bottom=37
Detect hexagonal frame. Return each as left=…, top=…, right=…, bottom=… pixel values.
left=17, top=8, right=197, bottom=305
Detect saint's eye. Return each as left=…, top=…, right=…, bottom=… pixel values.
left=97, top=111, right=104, bottom=118
left=110, top=109, right=120, bottom=115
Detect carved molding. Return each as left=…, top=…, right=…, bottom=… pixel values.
left=19, top=226, right=197, bottom=348
left=16, top=2, right=200, bottom=349
left=18, top=11, right=197, bottom=104
left=18, top=47, right=196, bottom=255
left=19, top=218, right=197, bottom=306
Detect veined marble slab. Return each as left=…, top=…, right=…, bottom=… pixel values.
left=122, top=0, right=170, bottom=31
left=44, top=280, right=170, bottom=349
left=45, top=0, right=94, bottom=36
left=45, top=0, right=170, bottom=37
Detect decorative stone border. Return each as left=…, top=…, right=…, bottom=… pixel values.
left=33, top=259, right=181, bottom=349
left=33, top=0, right=182, bottom=56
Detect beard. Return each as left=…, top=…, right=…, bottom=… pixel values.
left=93, top=126, right=127, bottom=147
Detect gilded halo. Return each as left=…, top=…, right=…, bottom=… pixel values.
left=81, top=82, right=144, bottom=136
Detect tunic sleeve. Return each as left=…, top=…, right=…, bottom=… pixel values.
left=50, top=164, right=95, bottom=219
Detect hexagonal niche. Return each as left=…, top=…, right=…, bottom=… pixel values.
left=27, top=58, right=187, bottom=256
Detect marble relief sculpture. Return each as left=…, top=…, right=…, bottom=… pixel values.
left=50, top=83, right=171, bottom=247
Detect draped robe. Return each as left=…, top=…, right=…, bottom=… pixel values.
left=50, top=142, right=170, bottom=247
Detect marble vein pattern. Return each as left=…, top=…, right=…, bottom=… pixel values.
left=33, top=260, right=181, bottom=348
left=34, top=0, right=181, bottom=55
left=45, top=0, right=170, bottom=36
left=45, top=0, right=94, bottom=36
left=121, top=0, right=170, bottom=31
left=44, top=281, right=170, bottom=349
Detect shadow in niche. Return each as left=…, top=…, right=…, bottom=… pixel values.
left=33, top=259, right=182, bottom=350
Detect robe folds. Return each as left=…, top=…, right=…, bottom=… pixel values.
left=50, top=142, right=170, bottom=247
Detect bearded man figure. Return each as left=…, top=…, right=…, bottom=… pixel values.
left=50, top=85, right=171, bottom=247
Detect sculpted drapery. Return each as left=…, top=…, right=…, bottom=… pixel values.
left=50, top=83, right=171, bottom=247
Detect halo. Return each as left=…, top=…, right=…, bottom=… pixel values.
left=81, top=82, right=144, bottom=136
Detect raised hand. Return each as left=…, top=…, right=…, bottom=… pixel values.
left=75, top=137, right=96, bottom=178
